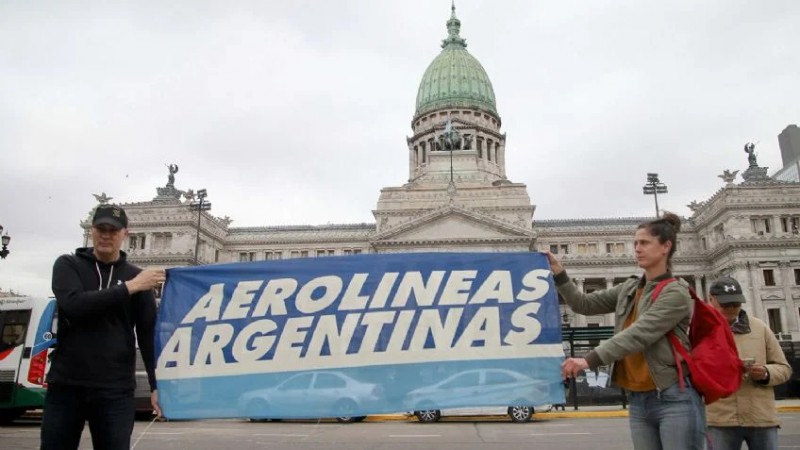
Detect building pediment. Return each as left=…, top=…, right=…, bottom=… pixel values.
left=371, top=204, right=534, bottom=245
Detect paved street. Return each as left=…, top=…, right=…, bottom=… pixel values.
left=2, top=413, right=799, bottom=450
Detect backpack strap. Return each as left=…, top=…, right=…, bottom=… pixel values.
left=650, top=278, right=676, bottom=303
left=650, top=277, right=687, bottom=391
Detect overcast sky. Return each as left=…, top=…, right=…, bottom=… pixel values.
left=1, top=0, right=798, bottom=297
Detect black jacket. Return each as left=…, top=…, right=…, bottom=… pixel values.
left=49, top=247, right=157, bottom=391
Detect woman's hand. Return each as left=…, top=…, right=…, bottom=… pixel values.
left=544, top=251, right=564, bottom=275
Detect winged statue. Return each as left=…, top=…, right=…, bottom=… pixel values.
left=166, top=163, right=179, bottom=186
left=92, top=192, right=113, bottom=204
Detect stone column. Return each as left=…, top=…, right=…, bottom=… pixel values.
left=779, top=262, right=798, bottom=332
left=744, top=262, right=765, bottom=320
left=693, top=277, right=702, bottom=295
left=605, top=278, right=615, bottom=326
left=574, top=278, right=587, bottom=327
left=498, top=140, right=506, bottom=177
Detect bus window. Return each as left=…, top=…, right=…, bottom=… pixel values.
left=2, top=324, right=25, bottom=346
left=0, top=310, right=30, bottom=353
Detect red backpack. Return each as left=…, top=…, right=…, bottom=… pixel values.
left=651, top=278, right=744, bottom=405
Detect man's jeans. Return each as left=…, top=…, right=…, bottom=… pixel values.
left=628, top=379, right=707, bottom=450
left=708, top=426, right=778, bottom=450
left=41, top=384, right=135, bottom=450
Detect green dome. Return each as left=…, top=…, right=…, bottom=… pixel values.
left=415, top=5, right=497, bottom=118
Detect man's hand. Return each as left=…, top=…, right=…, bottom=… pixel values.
left=126, top=269, right=166, bottom=294
left=151, top=390, right=163, bottom=418
left=747, top=364, right=769, bottom=382
left=544, top=251, right=565, bottom=275
left=562, top=357, right=589, bottom=379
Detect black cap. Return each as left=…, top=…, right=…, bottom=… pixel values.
left=92, top=204, right=128, bottom=230
left=709, top=276, right=745, bottom=304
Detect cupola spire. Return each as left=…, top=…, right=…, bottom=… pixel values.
left=442, top=1, right=467, bottom=48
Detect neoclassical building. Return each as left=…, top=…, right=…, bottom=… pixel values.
left=81, top=6, right=800, bottom=341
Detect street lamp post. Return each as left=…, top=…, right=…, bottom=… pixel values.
left=642, top=173, right=668, bottom=218
left=188, top=189, right=211, bottom=265
left=0, top=225, right=10, bottom=259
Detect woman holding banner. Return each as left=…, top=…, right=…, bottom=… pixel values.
left=546, top=212, right=705, bottom=450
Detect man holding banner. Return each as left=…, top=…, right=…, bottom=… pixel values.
left=549, top=212, right=706, bottom=450
left=42, top=205, right=164, bottom=450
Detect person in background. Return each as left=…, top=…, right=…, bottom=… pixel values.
left=41, top=204, right=165, bottom=450
left=706, top=276, right=792, bottom=450
left=547, top=212, right=705, bottom=449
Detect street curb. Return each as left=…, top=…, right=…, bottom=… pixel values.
left=364, top=415, right=413, bottom=422
left=537, top=411, right=629, bottom=419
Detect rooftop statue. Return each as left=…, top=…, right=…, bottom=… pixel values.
left=744, top=142, right=758, bottom=168
left=166, top=163, right=179, bottom=186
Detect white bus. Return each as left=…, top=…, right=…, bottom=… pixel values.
left=0, top=296, right=57, bottom=424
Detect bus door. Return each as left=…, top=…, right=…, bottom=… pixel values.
left=24, top=299, right=57, bottom=387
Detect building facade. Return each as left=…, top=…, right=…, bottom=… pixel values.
left=81, top=6, right=800, bottom=341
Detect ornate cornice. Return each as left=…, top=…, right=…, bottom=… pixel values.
left=231, top=223, right=375, bottom=233
left=128, top=254, right=194, bottom=265
left=704, top=235, right=800, bottom=260
left=536, top=229, right=635, bottom=238
left=372, top=236, right=534, bottom=247
left=381, top=184, right=530, bottom=200
left=226, top=236, right=373, bottom=246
